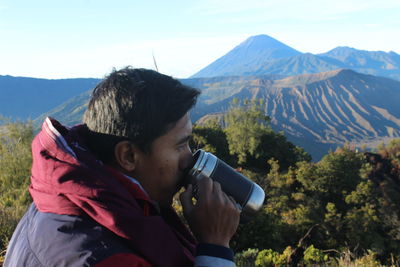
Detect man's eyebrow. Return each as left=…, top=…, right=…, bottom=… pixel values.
left=176, top=135, right=192, bottom=145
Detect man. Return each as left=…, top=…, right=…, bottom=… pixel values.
left=4, top=68, right=240, bottom=266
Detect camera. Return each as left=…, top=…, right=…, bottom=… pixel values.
left=185, top=149, right=265, bottom=221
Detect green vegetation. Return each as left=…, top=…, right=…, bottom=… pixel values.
left=192, top=99, right=311, bottom=173
left=1, top=100, right=400, bottom=266
left=0, top=118, right=33, bottom=265
left=192, top=99, right=400, bottom=266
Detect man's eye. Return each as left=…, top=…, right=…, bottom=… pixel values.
left=177, top=143, right=189, bottom=151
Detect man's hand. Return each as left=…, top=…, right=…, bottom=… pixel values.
left=180, top=177, right=241, bottom=248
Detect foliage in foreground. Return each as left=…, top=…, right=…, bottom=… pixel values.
left=235, top=146, right=400, bottom=265
left=0, top=118, right=33, bottom=264
left=235, top=246, right=395, bottom=266
left=191, top=100, right=400, bottom=265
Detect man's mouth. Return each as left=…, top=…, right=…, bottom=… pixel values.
left=179, top=166, right=193, bottom=188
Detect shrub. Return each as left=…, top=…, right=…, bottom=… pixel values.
left=255, top=247, right=292, bottom=267
left=255, top=249, right=279, bottom=267
left=0, top=119, right=33, bottom=255
left=235, top=248, right=259, bottom=267
left=303, top=245, right=329, bottom=265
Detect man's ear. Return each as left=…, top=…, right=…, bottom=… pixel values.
left=114, top=141, right=138, bottom=172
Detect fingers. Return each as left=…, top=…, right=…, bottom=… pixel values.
left=196, top=177, right=213, bottom=204
left=195, top=178, right=240, bottom=209
left=198, top=176, right=213, bottom=193
left=214, top=183, right=230, bottom=205
left=187, top=177, right=242, bottom=214
left=180, top=184, right=194, bottom=214
left=229, top=196, right=242, bottom=213
left=181, top=177, right=241, bottom=247
left=211, top=181, right=236, bottom=209
left=212, top=180, right=222, bottom=194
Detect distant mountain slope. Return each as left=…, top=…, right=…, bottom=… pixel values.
left=191, top=35, right=301, bottom=78
left=320, top=46, right=400, bottom=80
left=0, top=75, right=99, bottom=120
left=33, top=90, right=91, bottom=129
left=39, top=70, right=400, bottom=160
left=263, top=69, right=400, bottom=142
left=183, top=74, right=284, bottom=105
left=248, top=53, right=345, bottom=76
left=194, top=69, right=400, bottom=143
left=33, top=75, right=284, bottom=128
left=191, top=35, right=400, bottom=80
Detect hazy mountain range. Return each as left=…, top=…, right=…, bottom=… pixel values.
left=0, top=75, right=98, bottom=119
left=1, top=34, right=400, bottom=160
left=192, top=35, right=400, bottom=81
left=30, top=69, right=400, bottom=160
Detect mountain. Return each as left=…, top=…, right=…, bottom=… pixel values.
left=191, top=35, right=301, bottom=78
left=38, top=70, right=400, bottom=160
left=33, top=75, right=283, bottom=129
left=246, top=53, right=345, bottom=76
left=191, top=35, right=400, bottom=80
left=193, top=69, right=400, bottom=142
left=33, top=90, right=91, bottom=129
left=0, top=75, right=99, bottom=120
left=192, top=70, right=400, bottom=160
left=320, top=46, right=400, bottom=80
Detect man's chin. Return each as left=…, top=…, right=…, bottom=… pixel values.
left=159, top=185, right=183, bottom=207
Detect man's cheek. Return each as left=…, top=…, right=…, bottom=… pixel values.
left=157, top=166, right=166, bottom=177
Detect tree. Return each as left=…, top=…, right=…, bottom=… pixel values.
left=377, top=138, right=400, bottom=166
left=190, top=117, right=234, bottom=165
left=224, top=99, right=310, bottom=171
left=224, top=98, right=270, bottom=165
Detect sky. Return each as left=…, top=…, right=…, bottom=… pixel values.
left=0, top=0, right=399, bottom=79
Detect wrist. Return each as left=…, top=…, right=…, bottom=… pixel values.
left=196, top=243, right=235, bottom=261
left=198, top=237, right=230, bottom=248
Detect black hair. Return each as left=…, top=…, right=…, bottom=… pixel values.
left=83, top=67, right=200, bottom=161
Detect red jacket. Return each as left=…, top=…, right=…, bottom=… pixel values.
left=29, top=118, right=196, bottom=266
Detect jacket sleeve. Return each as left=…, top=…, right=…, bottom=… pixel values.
left=93, top=253, right=152, bottom=267
left=194, top=243, right=235, bottom=267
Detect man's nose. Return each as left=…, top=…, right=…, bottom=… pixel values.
left=180, top=146, right=194, bottom=171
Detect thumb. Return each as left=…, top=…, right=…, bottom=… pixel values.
left=180, top=184, right=194, bottom=215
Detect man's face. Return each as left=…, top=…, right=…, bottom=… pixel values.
left=132, top=113, right=193, bottom=206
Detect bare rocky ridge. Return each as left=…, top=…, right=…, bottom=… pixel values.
left=264, top=69, right=400, bottom=143
left=192, top=69, right=400, bottom=150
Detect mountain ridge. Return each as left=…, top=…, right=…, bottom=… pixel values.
left=21, top=69, right=400, bottom=160
left=191, top=35, right=301, bottom=78
left=191, top=34, right=400, bottom=81
left=0, top=75, right=99, bottom=120
left=190, top=69, right=400, bottom=159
